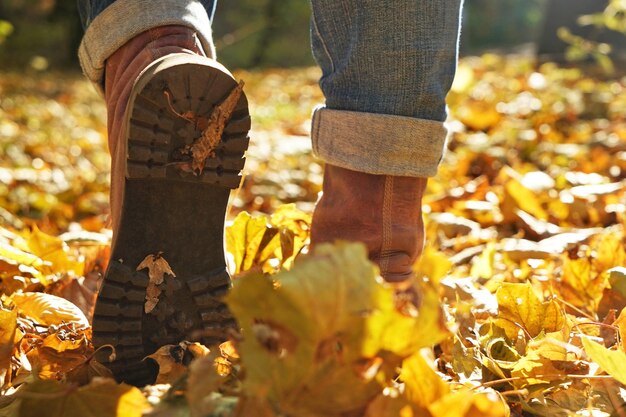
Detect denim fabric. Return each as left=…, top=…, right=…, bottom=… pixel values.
left=309, top=0, right=463, bottom=176
left=310, top=0, right=463, bottom=122
left=77, top=0, right=462, bottom=177
left=77, top=0, right=216, bottom=29
left=78, top=0, right=216, bottom=84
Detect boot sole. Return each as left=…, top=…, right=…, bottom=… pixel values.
left=92, top=54, right=250, bottom=386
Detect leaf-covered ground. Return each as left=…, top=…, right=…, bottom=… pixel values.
left=1, top=55, right=626, bottom=417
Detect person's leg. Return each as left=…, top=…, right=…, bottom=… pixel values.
left=309, top=0, right=463, bottom=283
left=77, top=0, right=217, bottom=29
left=77, top=1, right=251, bottom=386
left=77, top=0, right=217, bottom=85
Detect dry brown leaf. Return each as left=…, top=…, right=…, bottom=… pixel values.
left=137, top=253, right=176, bottom=286
left=147, top=345, right=188, bottom=385
left=136, top=253, right=176, bottom=314
left=148, top=341, right=210, bottom=385
left=167, top=80, right=245, bottom=175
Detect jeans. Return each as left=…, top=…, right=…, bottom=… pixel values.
left=77, top=0, right=463, bottom=177
left=77, top=0, right=217, bottom=29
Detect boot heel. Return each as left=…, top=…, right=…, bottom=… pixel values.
left=124, top=53, right=249, bottom=187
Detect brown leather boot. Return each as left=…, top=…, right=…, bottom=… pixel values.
left=310, top=164, right=427, bottom=285
left=92, top=25, right=250, bottom=386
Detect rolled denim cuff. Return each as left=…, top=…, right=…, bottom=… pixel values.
left=311, top=107, right=448, bottom=178
left=78, top=0, right=215, bottom=85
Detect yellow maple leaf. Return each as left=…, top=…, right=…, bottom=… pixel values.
left=509, top=334, right=571, bottom=388
left=495, top=282, right=564, bottom=340
left=225, top=211, right=279, bottom=275
left=561, top=256, right=606, bottom=311
left=226, top=242, right=449, bottom=416
left=18, top=225, right=84, bottom=277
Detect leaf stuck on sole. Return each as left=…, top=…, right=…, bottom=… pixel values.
left=136, top=252, right=176, bottom=314
left=166, top=80, right=245, bottom=176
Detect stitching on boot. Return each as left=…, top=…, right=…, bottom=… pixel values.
left=380, top=175, right=394, bottom=276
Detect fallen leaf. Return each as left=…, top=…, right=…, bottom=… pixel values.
left=17, top=377, right=150, bottom=417
left=136, top=253, right=175, bottom=286
left=428, top=389, right=510, bottom=417
left=18, top=225, right=83, bottom=276
left=226, top=242, right=448, bottom=416
left=147, top=344, right=188, bottom=385
left=561, top=256, right=606, bottom=311
left=495, top=282, right=564, bottom=340
left=47, top=275, right=97, bottom=321
left=470, top=242, right=496, bottom=279
left=0, top=307, right=17, bottom=388
left=11, top=292, right=90, bottom=329
left=169, top=80, right=244, bottom=174
left=501, top=169, right=548, bottom=222
left=136, top=253, right=176, bottom=314
left=582, top=337, right=626, bottom=385
left=225, top=211, right=278, bottom=275
left=400, top=352, right=449, bottom=407
left=593, top=233, right=626, bottom=275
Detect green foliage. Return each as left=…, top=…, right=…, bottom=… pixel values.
left=0, top=0, right=81, bottom=70
left=213, top=0, right=314, bottom=69
left=577, top=0, right=626, bottom=34
left=559, top=0, right=626, bottom=73
left=0, top=0, right=562, bottom=69
left=558, top=27, right=615, bottom=73
left=0, top=21, right=13, bottom=45
left=462, top=0, right=546, bottom=52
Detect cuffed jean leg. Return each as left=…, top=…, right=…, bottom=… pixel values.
left=309, top=0, right=463, bottom=177
left=76, top=0, right=217, bottom=85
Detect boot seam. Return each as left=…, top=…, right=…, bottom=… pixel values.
left=380, top=175, right=394, bottom=276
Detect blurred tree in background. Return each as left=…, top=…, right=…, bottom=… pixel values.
left=0, top=0, right=82, bottom=69
left=0, top=20, right=13, bottom=44
left=212, top=0, right=313, bottom=68
left=0, top=0, right=622, bottom=71
left=540, top=0, right=626, bottom=73
left=539, top=0, right=626, bottom=58
left=461, top=0, right=545, bottom=52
